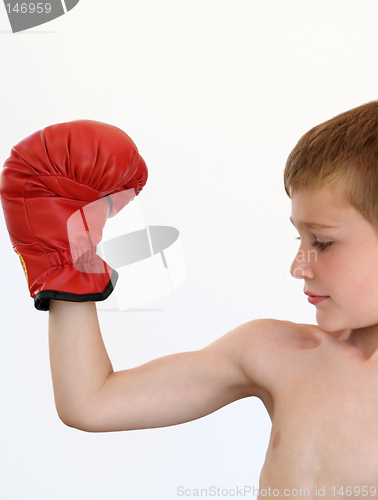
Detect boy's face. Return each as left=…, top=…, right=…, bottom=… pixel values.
left=290, top=184, right=378, bottom=338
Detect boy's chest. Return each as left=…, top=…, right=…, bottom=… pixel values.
left=262, top=345, right=378, bottom=491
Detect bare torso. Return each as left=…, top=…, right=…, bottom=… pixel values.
left=251, top=321, right=378, bottom=499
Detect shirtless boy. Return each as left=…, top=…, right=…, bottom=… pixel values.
left=2, top=104, right=378, bottom=499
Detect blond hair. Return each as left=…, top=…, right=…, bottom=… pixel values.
left=283, top=101, right=378, bottom=231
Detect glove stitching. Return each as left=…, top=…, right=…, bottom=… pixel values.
left=14, top=146, right=134, bottom=196
left=12, top=148, right=39, bottom=174
left=42, top=131, right=60, bottom=176
left=21, top=176, right=45, bottom=255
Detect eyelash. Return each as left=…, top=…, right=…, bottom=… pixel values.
left=295, top=237, right=333, bottom=251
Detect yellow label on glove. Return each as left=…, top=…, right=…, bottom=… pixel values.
left=16, top=251, right=29, bottom=287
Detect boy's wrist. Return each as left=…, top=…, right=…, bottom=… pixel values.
left=49, top=299, right=97, bottom=312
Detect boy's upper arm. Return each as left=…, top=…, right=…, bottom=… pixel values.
left=87, top=319, right=286, bottom=432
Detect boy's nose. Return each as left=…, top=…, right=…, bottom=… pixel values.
left=290, top=262, right=304, bottom=279
left=290, top=254, right=314, bottom=280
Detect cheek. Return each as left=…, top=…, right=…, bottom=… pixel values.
left=316, top=253, right=342, bottom=280
left=340, top=249, right=378, bottom=299
left=317, top=251, right=360, bottom=294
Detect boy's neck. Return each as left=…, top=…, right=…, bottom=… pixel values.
left=346, top=324, right=378, bottom=359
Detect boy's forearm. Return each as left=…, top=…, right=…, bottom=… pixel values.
left=48, top=300, right=114, bottom=429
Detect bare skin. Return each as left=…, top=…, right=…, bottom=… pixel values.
left=49, top=304, right=378, bottom=499
left=49, top=184, right=378, bottom=499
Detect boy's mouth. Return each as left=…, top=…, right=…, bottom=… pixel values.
left=304, top=290, right=329, bottom=305
left=304, top=290, right=327, bottom=296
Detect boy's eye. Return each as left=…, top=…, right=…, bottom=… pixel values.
left=295, top=237, right=333, bottom=251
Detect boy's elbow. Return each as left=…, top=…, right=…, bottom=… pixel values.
left=55, top=404, right=130, bottom=433
left=55, top=407, right=88, bottom=431
left=55, top=405, right=105, bottom=433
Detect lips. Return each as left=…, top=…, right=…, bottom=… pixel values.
left=304, top=290, right=328, bottom=298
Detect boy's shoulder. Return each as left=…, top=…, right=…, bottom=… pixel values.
left=233, top=317, right=323, bottom=352
left=208, top=318, right=327, bottom=410
left=229, top=319, right=325, bottom=396
left=207, top=319, right=329, bottom=415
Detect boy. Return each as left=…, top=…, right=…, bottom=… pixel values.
left=2, top=105, right=378, bottom=498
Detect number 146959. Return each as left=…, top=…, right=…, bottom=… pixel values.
left=5, top=3, right=52, bottom=14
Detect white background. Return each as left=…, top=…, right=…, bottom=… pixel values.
left=0, top=1, right=378, bottom=499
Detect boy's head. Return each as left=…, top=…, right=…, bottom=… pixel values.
left=284, top=100, right=378, bottom=235
left=284, top=101, right=378, bottom=336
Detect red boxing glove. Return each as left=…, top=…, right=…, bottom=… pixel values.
left=0, top=120, right=148, bottom=311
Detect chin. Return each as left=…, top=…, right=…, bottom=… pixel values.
left=315, top=312, right=351, bottom=339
